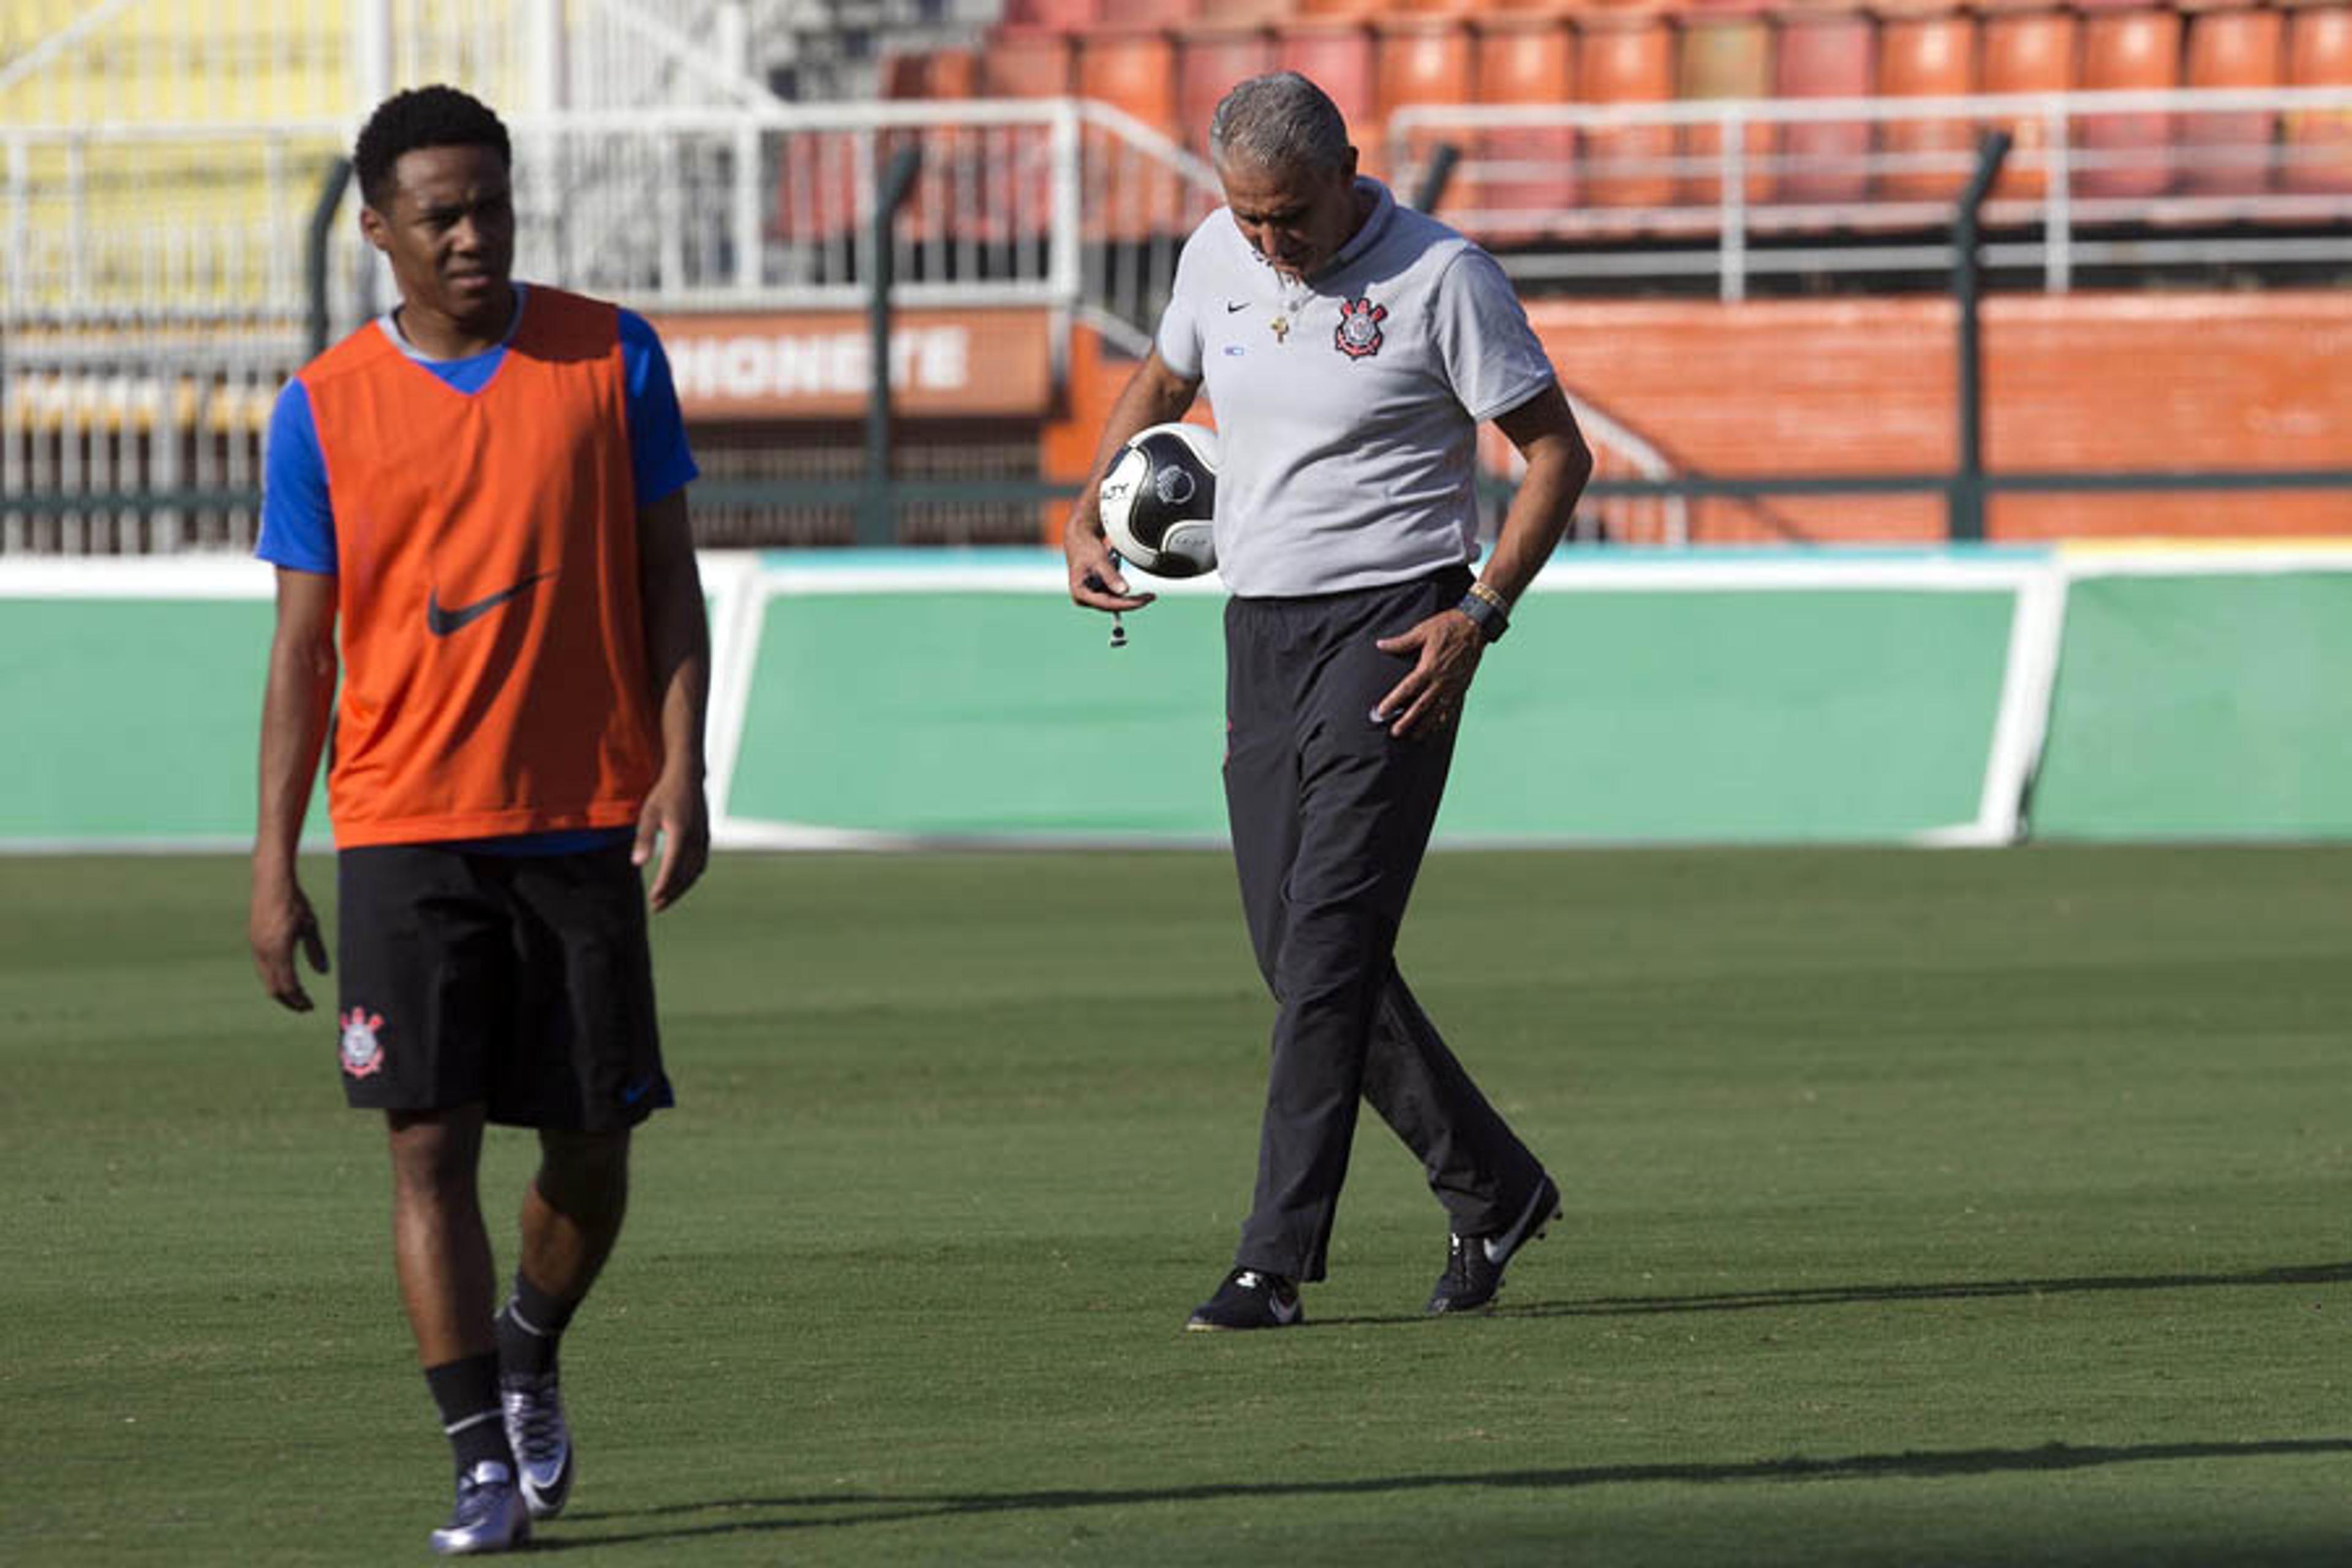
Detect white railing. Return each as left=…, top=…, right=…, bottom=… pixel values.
left=0, top=100, right=1224, bottom=329
left=1390, top=86, right=2352, bottom=301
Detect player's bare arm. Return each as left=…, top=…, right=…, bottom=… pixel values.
left=1374, top=383, right=1594, bottom=739
left=634, top=488, right=711, bottom=912
left=1065, top=347, right=1202, bottom=614
left=251, top=567, right=338, bottom=1009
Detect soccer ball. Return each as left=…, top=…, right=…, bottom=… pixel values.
left=1097, top=421, right=1218, bottom=579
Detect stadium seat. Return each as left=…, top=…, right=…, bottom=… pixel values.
left=2283, top=3, right=2352, bottom=194
left=1978, top=9, right=2076, bottom=199
left=1676, top=15, right=1776, bottom=206
left=1875, top=11, right=1979, bottom=203
left=1578, top=18, right=1678, bottom=211
left=772, top=132, right=862, bottom=248
left=1079, top=27, right=1184, bottom=239
left=984, top=27, right=1078, bottom=96
left=1375, top=17, right=1476, bottom=189
left=1771, top=12, right=1874, bottom=206
left=1001, top=0, right=1102, bottom=26
left=1079, top=26, right=1183, bottom=134
left=877, top=49, right=952, bottom=244
left=1468, top=14, right=1579, bottom=236
left=978, top=30, right=1076, bottom=243
left=2180, top=6, right=2283, bottom=195
left=1276, top=18, right=1381, bottom=166
left=1178, top=25, right=1279, bottom=156
left=1115, top=0, right=1208, bottom=23
left=2076, top=6, right=2182, bottom=200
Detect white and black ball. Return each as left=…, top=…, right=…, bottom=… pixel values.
left=1097, top=421, right=1218, bottom=579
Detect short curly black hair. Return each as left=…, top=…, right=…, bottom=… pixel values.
left=353, top=85, right=511, bottom=211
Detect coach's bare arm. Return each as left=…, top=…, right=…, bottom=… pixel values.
left=1375, top=383, right=1594, bottom=738
left=634, top=488, right=712, bottom=913
left=1064, top=347, right=1203, bottom=616
left=251, top=567, right=337, bottom=1011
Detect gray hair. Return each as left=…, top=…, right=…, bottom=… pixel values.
left=1208, top=72, right=1351, bottom=178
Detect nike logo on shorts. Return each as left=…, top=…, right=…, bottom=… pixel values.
left=427, top=571, right=552, bottom=636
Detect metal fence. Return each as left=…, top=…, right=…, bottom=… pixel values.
left=6, top=88, right=2346, bottom=554
left=1390, top=86, right=2352, bottom=301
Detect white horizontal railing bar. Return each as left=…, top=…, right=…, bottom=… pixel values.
left=1390, top=86, right=2352, bottom=135
left=1502, top=235, right=2352, bottom=281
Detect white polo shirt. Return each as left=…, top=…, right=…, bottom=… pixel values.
left=1155, top=178, right=1558, bottom=600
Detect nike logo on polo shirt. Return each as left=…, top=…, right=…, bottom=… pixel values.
left=426, top=571, right=552, bottom=636
left=1226, top=301, right=1249, bottom=312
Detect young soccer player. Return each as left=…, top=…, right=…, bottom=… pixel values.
left=249, top=85, right=709, bottom=1555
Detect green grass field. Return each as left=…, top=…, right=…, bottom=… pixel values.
left=6, top=846, right=2351, bottom=1566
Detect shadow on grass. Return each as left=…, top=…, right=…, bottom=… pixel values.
left=1512, top=1259, right=2352, bottom=1320
left=540, top=1435, right=2352, bottom=1551
left=1309, top=1259, right=2352, bottom=1329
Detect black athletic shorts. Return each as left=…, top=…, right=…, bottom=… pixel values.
left=333, top=842, right=673, bottom=1130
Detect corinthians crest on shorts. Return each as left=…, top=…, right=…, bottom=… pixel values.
left=1334, top=296, right=1387, bottom=360
left=339, top=1007, right=385, bottom=1078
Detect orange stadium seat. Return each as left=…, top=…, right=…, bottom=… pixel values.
left=1771, top=12, right=1874, bottom=206
left=1979, top=9, right=2076, bottom=199
left=2283, top=3, right=2352, bottom=194
left=1115, top=0, right=1208, bottom=24
left=984, top=27, right=1077, bottom=96
left=2076, top=6, right=2182, bottom=200
left=1193, top=0, right=1293, bottom=20
left=2179, top=5, right=2283, bottom=195
left=878, top=49, right=930, bottom=99
left=1578, top=17, right=1678, bottom=211
left=929, top=45, right=982, bottom=97
left=1375, top=17, right=1476, bottom=183
left=1001, top=0, right=1101, bottom=26
left=877, top=49, right=951, bottom=244
left=1875, top=11, right=1979, bottom=203
left=1676, top=15, right=1776, bottom=206
left=978, top=29, right=1076, bottom=242
left=1276, top=18, right=1381, bottom=160
left=1079, top=26, right=1182, bottom=133
left=1178, top=25, right=1278, bottom=156
left=1079, top=27, right=1184, bottom=239
left=1469, top=14, right=1579, bottom=236
left=773, top=132, right=860, bottom=246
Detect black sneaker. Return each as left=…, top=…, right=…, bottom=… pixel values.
left=1426, top=1171, right=1562, bottom=1316
left=1185, top=1268, right=1303, bottom=1332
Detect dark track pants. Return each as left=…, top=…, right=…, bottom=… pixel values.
left=1223, top=566, right=1546, bottom=1284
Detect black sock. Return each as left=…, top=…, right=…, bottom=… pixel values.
left=495, top=1272, right=579, bottom=1380
left=424, top=1354, right=513, bottom=1476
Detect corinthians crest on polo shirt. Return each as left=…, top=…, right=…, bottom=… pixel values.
left=339, top=1007, right=385, bottom=1078
left=1334, top=296, right=1387, bottom=359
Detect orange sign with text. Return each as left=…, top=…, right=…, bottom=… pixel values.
left=648, top=308, right=1054, bottom=420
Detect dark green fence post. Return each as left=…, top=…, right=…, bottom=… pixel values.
left=306, top=156, right=353, bottom=360
left=862, top=144, right=924, bottom=548
left=1950, top=129, right=2011, bottom=543
left=1413, top=142, right=1461, bottom=214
